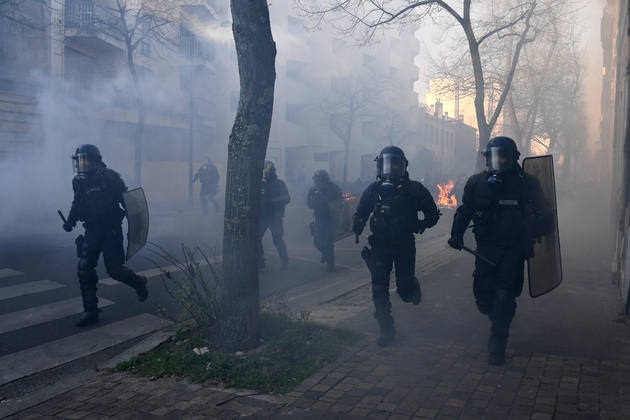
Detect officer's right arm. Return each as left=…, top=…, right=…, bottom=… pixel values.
left=66, top=177, right=83, bottom=228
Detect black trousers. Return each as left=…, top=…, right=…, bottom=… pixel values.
left=368, top=241, right=419, bottom=323
left=200, top=183, right=219, bottom=213
left=313, top=219, right=334, bottom=263
left=473, top=244, right=525, bottom=353
left=77, top=224, right=144, bottom=311
left=259, top=213, right=288, bottom=263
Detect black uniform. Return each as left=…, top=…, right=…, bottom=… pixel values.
left=259, top=173, right=291, bottom=269
left=65, top=166, right=148, bottom=326
left=193, top=162, right=220, bottom=214
left=353, top=175, right=440, bottom=340
left=450, top=162, right=548, bottom=363
left=307, top=181, right=343, bottom=269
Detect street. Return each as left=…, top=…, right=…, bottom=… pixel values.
left=0, top=197, right=450, bottom=394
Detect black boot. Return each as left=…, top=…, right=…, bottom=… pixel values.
left=76, top=309, right=99, bottom=327
left=376, top=316, right=396, bottom=347
left=77, top=278, right=99, bottom=327
left=488, top=339, right=506, bottom=366
left=135, top=276, right=149, bottom=302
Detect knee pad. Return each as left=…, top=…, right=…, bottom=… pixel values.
left=494, top=289, right=517, bottom=317
left=476, top=300, right=493, bottom=315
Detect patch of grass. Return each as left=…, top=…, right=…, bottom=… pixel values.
left=116, top=308, right=363, bottom=394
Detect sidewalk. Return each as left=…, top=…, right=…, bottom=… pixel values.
left=6, top=231, right=630, bottom=419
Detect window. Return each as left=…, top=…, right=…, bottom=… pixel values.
left=140, top=40, right=151, bottom=57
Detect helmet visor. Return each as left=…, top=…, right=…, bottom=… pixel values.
left=378, top=154, right=406, bottom=179
left=73, top=153, right=94, bottom=173
left=486, top=148, right=514, bottom=173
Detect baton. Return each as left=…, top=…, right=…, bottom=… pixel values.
left=462, top=245, right=496, bottom=267
left=57, top=210, right=68, bottom=224
left=355, top=234, right=359, bottom=243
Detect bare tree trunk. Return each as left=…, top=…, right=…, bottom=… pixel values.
left=217, top=0, right=276, bottom=350
left=127, top=49, right=145, bottom=186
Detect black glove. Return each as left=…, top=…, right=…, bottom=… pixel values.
left=352, top=219, right=364, bottom=236
left=413, top=220, right=427, bottom=234
left=447, top=235, right=464, bottom=250
left=63, top=222, right=74, bottom=232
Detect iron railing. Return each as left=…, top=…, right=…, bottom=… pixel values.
left=65, top=1, right=125, bottom=42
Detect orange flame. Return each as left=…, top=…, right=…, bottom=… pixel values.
left=436, top=180, right=458, bottom=208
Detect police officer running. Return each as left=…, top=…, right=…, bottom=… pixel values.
left=352, top=146, right=441, bottom=346
left=62, top=144, right=148, bottom=327
left=193, top=156, right=220, bottom=214
left=260, top=161, right=291, bottom=270
left=447, top=136, right=544, bottom=366
left=307, top=170, right=343, bottom=272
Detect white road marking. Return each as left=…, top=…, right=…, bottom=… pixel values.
left=0, top=280, right=65, bottom=301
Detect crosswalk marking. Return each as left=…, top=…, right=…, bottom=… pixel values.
left=0, top=297, right=115, bottom=335
left=0, top=269, right=24, bottom=279
left=0, top=280, right=65, bottom=301
left=0, top=313, right=172, bottom=386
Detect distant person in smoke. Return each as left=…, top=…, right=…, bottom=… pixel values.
left=259, top=161, right=291, bottom=270
left=307, top=169, right=343, bottom=272
left=61, top=144, right=148, bottom=327
left=193, top=156, right=220, bottom=214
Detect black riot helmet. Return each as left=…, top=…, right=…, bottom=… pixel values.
left=72, top=144, right=103, bottom=174
left=376, top=146, right=408, bottom=182
left=482, top=136, right=520, bottom=174
left=263, top=160, right=276, bottom=179
left=312, top=169, right=329, bottom=189
left=202, top=156, right=211, bottom=166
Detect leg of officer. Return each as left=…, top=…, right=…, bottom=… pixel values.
left=103, top=225, right=148, bottom=302
left=370, top=245, right=396, bottom=346
left=314, top=220, right=335, bottom=271
left=259, top=217, right=270, bottom=269
left=269, top=213, right=289, bottom=269
left=76, top=229, right=102, bottom=327
left=487, top=247, right=524, bottom=365
left=393, top=244, right=421, bottom=305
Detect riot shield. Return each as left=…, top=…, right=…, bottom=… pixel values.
left=329, top=194, right=360, bottom=242
left=122, top=187, right=149, bottom=261
left=523, top=155, right=562, bottom=298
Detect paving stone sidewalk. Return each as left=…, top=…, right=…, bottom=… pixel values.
left=6, top=240, right=630, bottom=420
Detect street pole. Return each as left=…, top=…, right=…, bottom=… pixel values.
left=188, top=39, right=194, bottom=205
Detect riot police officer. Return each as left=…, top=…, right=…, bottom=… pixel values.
left=352, top=146, right=440, bottom=346
left=448, top=136, right=533, bottom=365
left=193, top=156, right=220, bottom=214
left=62, top=144, right=148, bottom=327
left=307, top=170, right=343, bottom=272
left=260, top=161, right=291, bottom=270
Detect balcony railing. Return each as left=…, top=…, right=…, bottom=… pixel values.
left=54, top=74, right=216, bottom=122
left=180, top=36, right=216, bottom=63
left=65, top=1, right=125, bottom=43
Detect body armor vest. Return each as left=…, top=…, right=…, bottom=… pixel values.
left=472, top=171, right=525, bottom=246
left=369, top=183, right=419, bottom=244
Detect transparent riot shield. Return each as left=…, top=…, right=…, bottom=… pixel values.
left=329, top=194, right=360, bottom=242
left=523, top=155, right=562, bottom=297
left=122, top=187, right=149, bottom=261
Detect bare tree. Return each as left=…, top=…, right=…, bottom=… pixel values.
left=320, top=73, right=392, bottom=184
left=216, top=0, right=276, bottom=349
left=63, top=0, right=186, bottom=185
left=296, top=0, right=576, bottom=169
left=1, top=0, right=49, bottom=31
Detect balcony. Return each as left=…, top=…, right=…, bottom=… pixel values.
left=180, top=34, right=217, bottom=74
left=64, top=1, right=125, bottom=52
left=54, top=74, right=216, bottom=124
